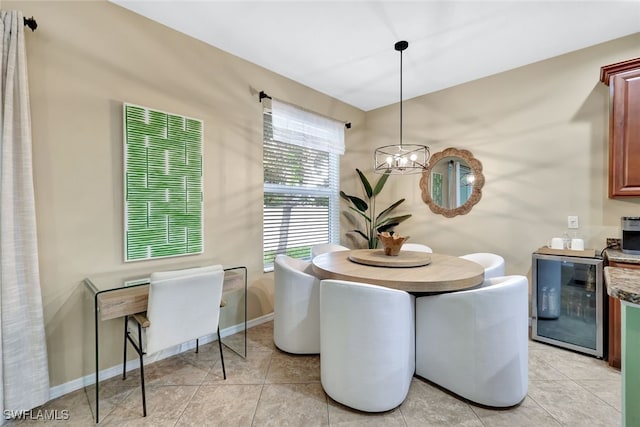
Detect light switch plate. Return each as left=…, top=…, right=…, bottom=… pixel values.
left=568, top=216, right=579, bottom=229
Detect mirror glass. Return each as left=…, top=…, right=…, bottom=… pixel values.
left=419, top=147, right=484, bottom=217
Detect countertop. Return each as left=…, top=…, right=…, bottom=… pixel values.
left=604, top=248, right=640, bottom=265
left=604, top=266, right=640, bottom=305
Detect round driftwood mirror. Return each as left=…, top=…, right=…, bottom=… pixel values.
left=419, top=147, right=484, bottom=218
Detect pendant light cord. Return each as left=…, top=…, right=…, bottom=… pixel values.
left=373, top=40, right=429, bottom=174
left=399, top=46, right=403, bottom=148
left=395, top=40, right=408, bottom=149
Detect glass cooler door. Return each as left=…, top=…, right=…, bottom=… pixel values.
left=532, top=254, right=604, bottom=357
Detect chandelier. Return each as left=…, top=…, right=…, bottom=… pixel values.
left=374, top=41, right=430, bottom=174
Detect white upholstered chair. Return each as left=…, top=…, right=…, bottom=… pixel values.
left=402, top=243, right=433, bottom=253
left=415, top=275, right=529, bottom=407
left=459, top=252, right=505, bottom=279
left=273, top=255, right=321, bottom=354
left=310, top=243, right=349, bottom=259
left=320, top=279, right=415, bottom=412
left=123, top=264, right=227, bottom=417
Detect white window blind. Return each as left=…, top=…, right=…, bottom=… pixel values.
left=263, top=99, right=343, bottom=270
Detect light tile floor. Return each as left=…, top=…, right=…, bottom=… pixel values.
left=9, top=321, right=621, bottom=426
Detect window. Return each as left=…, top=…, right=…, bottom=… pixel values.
left=263, top=99, right=344, bottom=271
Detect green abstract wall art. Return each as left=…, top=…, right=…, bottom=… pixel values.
left=124, top=103, right=203, bottom=261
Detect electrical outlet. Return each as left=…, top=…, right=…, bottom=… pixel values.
left=568, top=215, right=579, bottom=229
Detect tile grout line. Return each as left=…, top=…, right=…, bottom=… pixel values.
left=250, top=346, right=274, bottom=426
left=525, top=391, right=566, bottom=426
left=173, top=384, right=202, bottom=426
left=570, top=375, right=623, bottom=413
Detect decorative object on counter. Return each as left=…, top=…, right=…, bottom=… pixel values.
left=377, top=232, right=409, bottom=256
left=419, top=147, right=484, bottom=218
left=550, top=237, right=564, bottom=249
left=571, top=238, right=585, bottom=251
left=374, top=40, right=429, bottom=175
left=340, top=168, right=411, bottom=249
left=606, top=237, right=621, bottom=250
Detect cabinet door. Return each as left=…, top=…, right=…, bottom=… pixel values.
left=609, top=69, right=640, bottom=197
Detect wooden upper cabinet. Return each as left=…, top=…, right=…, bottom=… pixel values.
left=601, top=58, right=640, bottom=198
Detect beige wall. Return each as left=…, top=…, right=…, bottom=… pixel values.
left=7, top=0, right=640, bottom=391
left=7, top=1, right=365, bottom=387
left=365, top=33, right=640, bottom=277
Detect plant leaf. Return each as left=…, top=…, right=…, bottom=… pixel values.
left=376, top=222, right=398, bottom=233
left=347, top=206, right=371, bottom=223
left=369, top=236, right=378, bottom=249
left=353, top=230, right=369, bottom=241
left=356, top=169, right=373, bottom=199
left=372, top=170, right=390, bottom=196
left=376, top=198, right=406, bottom=222
left=377, top=214, right=412, bottom=228
left=340, top=191, right=368, bottom=212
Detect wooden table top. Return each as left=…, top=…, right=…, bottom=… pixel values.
left=87, top=267, right=246, bottom=321
left=312, top=250, right=484, bottom=293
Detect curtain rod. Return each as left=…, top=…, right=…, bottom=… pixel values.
left=259, top=90, right=351, bottom=129
left=24, top=16, right=37, bottom=32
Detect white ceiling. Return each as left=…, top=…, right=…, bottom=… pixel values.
left=111, top=1, right=640, bottom=111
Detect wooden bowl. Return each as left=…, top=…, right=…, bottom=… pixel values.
left=377, top=232, right=410, bottom=256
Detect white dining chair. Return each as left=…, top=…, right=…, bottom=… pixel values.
left=273, top=255, right=321, bottom=354
left=415, top=275, right=528, bottom=407
left=402, top=243, right=433, bottom=253
left=320, top=279, right=415, bottom=412
left=310, top=243, right=349, bottom=259
left=459, top=252, right=505, bottom=279
left=122, top=264, right=227, bottom=417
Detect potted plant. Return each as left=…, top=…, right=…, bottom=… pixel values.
left=340, top=168, right=411, bottom=249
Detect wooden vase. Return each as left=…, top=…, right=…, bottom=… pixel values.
left=377, top=232, right=409, bottom=256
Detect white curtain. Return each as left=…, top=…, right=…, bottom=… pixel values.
left=270, top=99, right=345, bottom=155
left=0, top=10, right=49, bottom=422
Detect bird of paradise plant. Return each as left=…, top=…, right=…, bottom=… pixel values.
left=340, top=168, right=411, bottom=249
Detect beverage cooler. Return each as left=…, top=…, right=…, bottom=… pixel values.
left=531, top=253, right=605, bottom=358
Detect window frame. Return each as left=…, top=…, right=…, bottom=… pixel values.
left=262, top=101, right=342, bottom=272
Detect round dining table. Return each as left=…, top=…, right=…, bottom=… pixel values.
left=312, top=249, right=484, bottom=293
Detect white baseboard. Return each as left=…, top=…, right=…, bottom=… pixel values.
left=49, top=313, right=274, bottom=400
